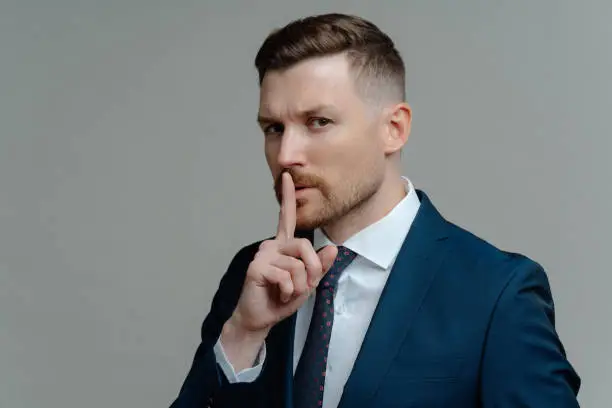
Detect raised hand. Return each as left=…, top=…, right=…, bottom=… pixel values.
left=220, top=173, right=337, bottom=372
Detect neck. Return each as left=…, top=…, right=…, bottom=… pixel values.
left=322, top=171, right=407, bottom=244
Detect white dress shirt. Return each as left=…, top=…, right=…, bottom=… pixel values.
left=214, top=177, right=421, bottom=408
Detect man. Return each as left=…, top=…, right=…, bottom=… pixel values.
left=170, top=13, right=580, bottom=408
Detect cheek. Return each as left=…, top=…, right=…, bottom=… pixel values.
left=334, top=137, right=377, bottom=166
left=264, top=142, right=279, bottom=168
left=319, top=145, right=368, bottom=188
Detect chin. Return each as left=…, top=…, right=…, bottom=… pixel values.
left=295, top=212, right=324, bottom=231
left=296, top=203, right=336, bottom=231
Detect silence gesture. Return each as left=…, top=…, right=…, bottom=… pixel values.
left=220, top=173, right=337, bottom=371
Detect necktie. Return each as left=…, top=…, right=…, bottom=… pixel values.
left=293, top=246, right=358, bottom=408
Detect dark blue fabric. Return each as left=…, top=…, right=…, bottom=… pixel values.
left=169, top=190, right=580, bottom=408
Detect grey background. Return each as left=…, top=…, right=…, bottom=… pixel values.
left=1, top=1, right=609, bottom=407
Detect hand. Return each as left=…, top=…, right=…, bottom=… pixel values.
left=219, top=173, right=337, bottom=371
left=230, top=172, right=338, bottom=333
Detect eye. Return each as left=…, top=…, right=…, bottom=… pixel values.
left=263, top=123, right=284, bottom=136
left=308, top=117, right=332, bottom=129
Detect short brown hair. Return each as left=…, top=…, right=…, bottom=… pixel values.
left=254, top=13, right=406, bottom=102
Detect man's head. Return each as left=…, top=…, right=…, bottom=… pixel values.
left=255, top=13, right=412, bottom=232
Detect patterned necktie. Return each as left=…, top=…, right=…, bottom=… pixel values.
left=293, top=246, right=358, bottom=408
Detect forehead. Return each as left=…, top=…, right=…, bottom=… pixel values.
left=258, top=54, right=361, bottom=117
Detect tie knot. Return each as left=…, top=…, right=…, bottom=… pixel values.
left=317, top=246, right=357, bottom=293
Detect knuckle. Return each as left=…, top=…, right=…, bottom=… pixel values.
left=247, top=258, right=263, bottom=273
left=279, top=270, right=292, bottom=285
left=290, top=257, right=305, bottom=271
left=259, top=240, right=273, bottom=251
left=259, top=240, right=280, bottom=256
left=298, top=237, right=311, bottom=248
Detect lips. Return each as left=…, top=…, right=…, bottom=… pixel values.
left=295, top=186, right=315, bottom=197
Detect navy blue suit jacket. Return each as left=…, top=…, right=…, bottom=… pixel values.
left=170, top=190, right=580, bottom=407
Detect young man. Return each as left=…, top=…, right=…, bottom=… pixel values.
left=170, top=13, right=580, bottom=408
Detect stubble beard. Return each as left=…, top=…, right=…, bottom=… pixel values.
left=294, top=178, right=381, bottom=232
left=274, top=168, right=382, bottom=231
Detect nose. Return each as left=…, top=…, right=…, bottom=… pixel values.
left=276, top=128, right=306, bottom=169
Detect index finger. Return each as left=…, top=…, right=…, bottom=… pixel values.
left=276, top=172, right=296, bottom=241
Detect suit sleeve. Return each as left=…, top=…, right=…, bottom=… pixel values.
left=169, top=243, right=271, bottom=408
left=480, top=257, right=581, bottom=407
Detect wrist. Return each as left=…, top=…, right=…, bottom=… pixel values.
left=223, top=315, right=269, bottom=346
left=219, top=316, right=269, bottom=372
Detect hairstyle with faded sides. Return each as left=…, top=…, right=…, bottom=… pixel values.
left=254, top=13, right=406, bottom=106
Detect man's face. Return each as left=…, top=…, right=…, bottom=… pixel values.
left=258, top=53, right=388, bottom=231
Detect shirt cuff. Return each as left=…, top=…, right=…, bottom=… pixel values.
left=213, top=337, right=266, bottom=383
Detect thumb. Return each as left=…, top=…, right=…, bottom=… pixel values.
left=317, top=245, right=339, bottom=276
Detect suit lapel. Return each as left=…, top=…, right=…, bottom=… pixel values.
left=338, top=191, right=451, bottom=408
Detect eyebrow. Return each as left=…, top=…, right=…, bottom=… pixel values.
left=257, top=104, right=338, bottom=125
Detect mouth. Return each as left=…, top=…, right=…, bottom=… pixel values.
left=295, top=186, right=315, bottom=197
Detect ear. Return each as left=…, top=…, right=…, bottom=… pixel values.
left=381, top=102, right=411, bottom=155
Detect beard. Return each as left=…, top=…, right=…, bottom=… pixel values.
left=274, top=168, right=381, bottom=231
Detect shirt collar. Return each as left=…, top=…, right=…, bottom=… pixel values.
left=313, top=177, right=421, bottom=270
